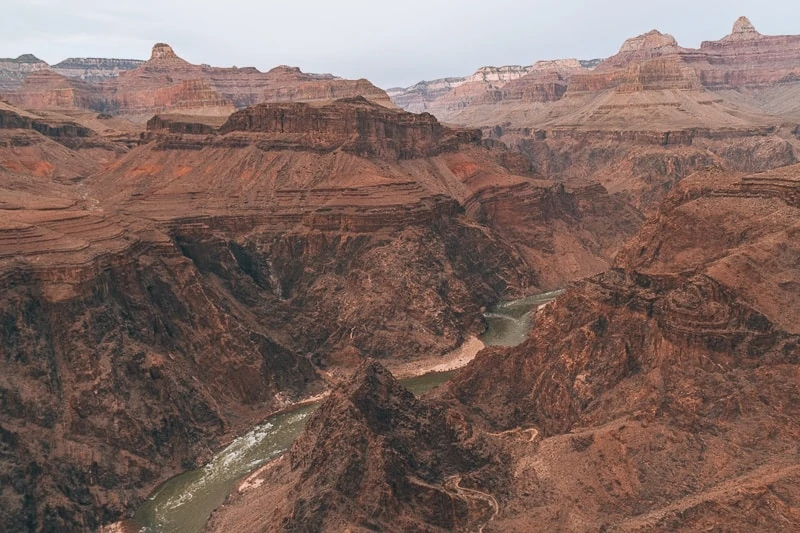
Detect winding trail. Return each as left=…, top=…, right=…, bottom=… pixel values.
left=444, top=475, right=499, bottom=533
left=486, top=426, right=539, bottom=443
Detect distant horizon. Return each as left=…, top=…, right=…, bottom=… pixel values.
left=2, top=1, right=799, bottom=89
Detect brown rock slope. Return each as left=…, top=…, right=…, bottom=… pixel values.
left=213, top=164, right=800, bottom=531
left=0, top=97, right=641, bottom=530
left=0, top=108, right=325, bottom=530
left=449, top=164, right=800, bottom=530
left=0, top=100, right=127, bottom=175
left=207, top=360, right=506, bottom=532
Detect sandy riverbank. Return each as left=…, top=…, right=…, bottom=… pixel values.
left=384, top=336, right=486, bottom=380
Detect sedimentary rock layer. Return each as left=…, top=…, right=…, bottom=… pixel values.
left=210, top=163, right=800, bottom=532
left=2, top=43, right=394, bottom=121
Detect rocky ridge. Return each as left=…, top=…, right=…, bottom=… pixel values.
left=0, top=54, right=49, bottom=92
left=2, top=43, right=394, bottom=122
left=388, top=59, right=598, bottom=116
left=51, top=57, right=145, bottom=82
left=208, top=163, right=800, bottom=532
left=0, top=96, right=637, bottom=529
left=419, top=18, right=800, bottom=212
left=207, top=360, right=505, bottom=532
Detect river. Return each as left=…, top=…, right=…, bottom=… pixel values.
left=126, top=289, right=563, bottom=532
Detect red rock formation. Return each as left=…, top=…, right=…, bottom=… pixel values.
left=2, top=43, right=394, bottom=122
left=698, top=16, right=800, bottom=89
left=217, top=164, right=800, bottom=532
left=218, top=97, right=481, bottom=159
left=206, top=360, right=505, bottom=533
left=0, top=105, right=330, bottom=530
left=388, top=18, right=800, bottom=216
left=2, top=98, right=576, bottom=529
left=0, top=54, right=49, bottom=91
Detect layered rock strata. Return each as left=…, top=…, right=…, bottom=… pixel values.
left=210, top=164, right=800, bottom=531
left=0, top=54, right=49, bottom=91
left=2, top=43, right=394, bottom=122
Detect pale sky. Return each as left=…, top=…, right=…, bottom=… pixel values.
left=2, top=0, right=799, bottom=88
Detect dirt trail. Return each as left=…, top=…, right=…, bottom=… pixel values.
left=486, top=426, right=539, bottom=442
left=445, top=475, right=499, bottom=533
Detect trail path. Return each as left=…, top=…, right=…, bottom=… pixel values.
left=486, top=427, right=539, bottom=442
left=445, top=475, right=499, bottom=533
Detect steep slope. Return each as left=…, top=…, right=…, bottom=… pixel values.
left=214, top=163, right=800, bottom=532
left=491, top=20, right=800, bottom=211
left=446, top=164, right=800, bottom=530
left=207, top=360, right=505, bottom=532
left=0, top=101, right=126, bottom=178
left=0, top=169, right=325, bottom=532
left=3, top=97, right=618, bottom=530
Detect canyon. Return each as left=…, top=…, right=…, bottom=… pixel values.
left=208, top=162, right=800, bottom=532
left=1, top=13, right=799, bottom=533
left=0, top=91, right=639, bottom=529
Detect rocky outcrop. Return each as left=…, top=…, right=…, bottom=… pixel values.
left=219, top=97, right=481, bottom=159
left=0, top=101, right=125, bottom=178
left=206, top=360, right=506, bottom=532
left=2, top=97, right=578, bottom=529
left=0, top=54, right=49, bottom=91
left=3, top=70, right=99, bottom=110
left=437, top=165, right=800, bottom=530
left=0, top=157, right=326, bottom=530
left=3, top=43, right=394, bottom=121
left=389, top=60, right=598, bottom=120
left=51, top=57, right=145, bottom=82
left=145, top=114, right=226, bottom=135
left=0, top=102, right=93, bottom=139
left=225, top=164, right=800, bottom=532
left=698, top=17, right=800, bottom=90
left=500, top=124, right=798, bottom=211
left=720, top=16, right=762, bottom=41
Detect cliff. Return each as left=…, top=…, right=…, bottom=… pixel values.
left=0, top=97, right=555, bottom=529
left=207, top=360, right=504, bottom=532
left=0, top=54, right=49, bottom=92
left=211, top=163, right=800, bottom=531
left=51, top=57, right=145, bottom=82
left=3, top=43, right=395, bottom=122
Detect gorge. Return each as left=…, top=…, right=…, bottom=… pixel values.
left=1, top=12, right=799, bottom=533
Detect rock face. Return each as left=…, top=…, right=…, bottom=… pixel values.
left=396, top=17, right=800, bottom=212
left=388, top=60, right=597, bottom=119
left=218, top=97, right=480, bottom=159
left=0, top=54, right=50, bottom=91
left=207, top=360, right=505, bottom=532
left=443, top=164, right=800, bottom=530
left=0, top=103, right=327, bottom=531
left=721, top=15, right=762, bottom=41
left=390, top=17, right=800, bottom=126
left=2, top=43, right=394, bottom=122
left=0, top=97, right=645, bottom=529
left=222, top=164, right=800, bottom=532
left=51, top=57, right=144, bottom=82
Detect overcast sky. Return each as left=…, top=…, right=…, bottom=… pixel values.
left=2, top=0, right=799, bottom=88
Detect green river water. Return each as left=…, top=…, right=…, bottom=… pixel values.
left=127, top=290, right=562, bottom=532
